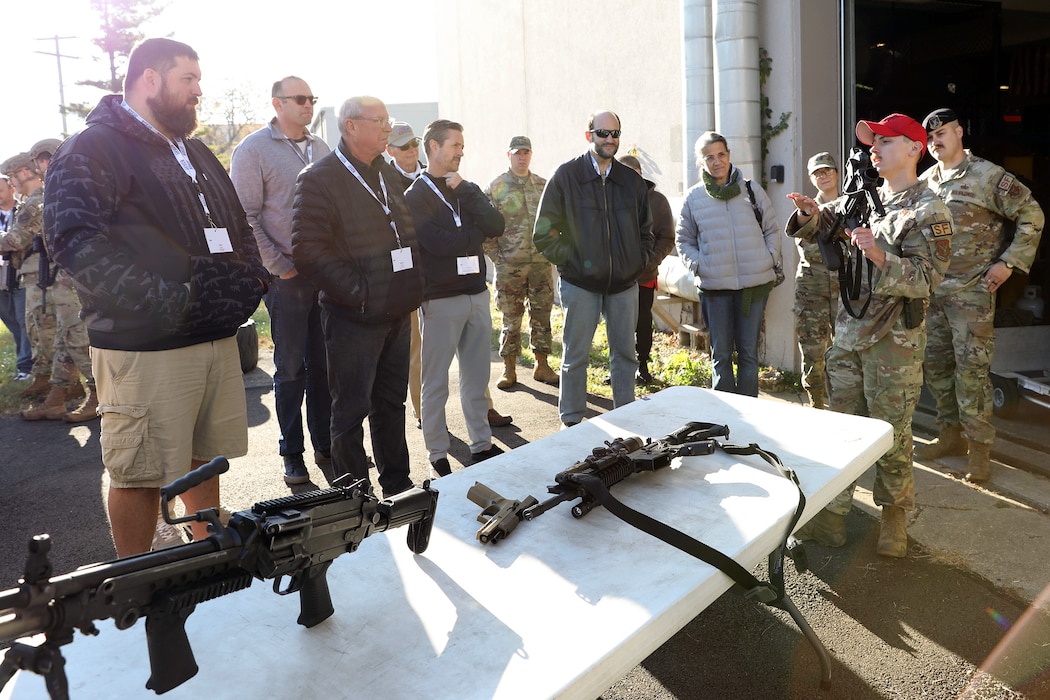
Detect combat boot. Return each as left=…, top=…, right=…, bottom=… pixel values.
left=497, top=355, right=517, bottom=390
left=67, top=381, right=86, bottom=402
left=964, top=442, right=992, bottom=483
left=915, top=424, right=967, bottom=460
left=20, top=373, right=50, bottom=400
left=22, top=385, right=69, bottom=421
left=533, top=353, right=559, bottom=386
left=807, top=389, right=825, bottom=410
left=793, top=509, right=846, bottom=547
left=876, top=505, right=908, bottom=558
left=65, top=386, right=99, bottom=423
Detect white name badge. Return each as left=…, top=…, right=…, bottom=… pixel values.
left=204, top=227, right=233, bottom=253
left=391, top=247, right=414, bottom=272
left=457, top=255, right=480, bottom=275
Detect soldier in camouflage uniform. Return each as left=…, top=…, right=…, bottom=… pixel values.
left=794, top=152, right=840, bottom=409
left=484, top=136, right=559, bottom=388
left=0, top=153, right=59, bottom=406
left=787, top=113, right=954, bottom=558
left=26, top=138, right=98, bottom=422
left=916, top=108, right=1044, bottom=481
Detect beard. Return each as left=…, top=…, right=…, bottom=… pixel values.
left=147, top=82, right=198, bottom=138
left=592, top=140, right=619, bottom=160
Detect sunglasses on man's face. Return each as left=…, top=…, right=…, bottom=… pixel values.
left=395, top=141, right=419, bottom=151
left=278, top=95, right=318, bottom=106
left=590, top=129, right=621, bottom=139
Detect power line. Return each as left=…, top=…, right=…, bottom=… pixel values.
left=35, top=36, right=79, bottom=138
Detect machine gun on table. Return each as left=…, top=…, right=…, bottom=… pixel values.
left=0, top=459, right=439, bottom=698
left=817, top=147, right=886, bottom=319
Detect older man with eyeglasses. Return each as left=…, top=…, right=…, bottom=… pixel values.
left=231, top=76, right=333, bottom=487
left=533, top=110, right=655, bottom=427
left=292, top=96, right=424, bottom=497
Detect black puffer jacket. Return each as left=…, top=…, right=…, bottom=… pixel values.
left=44, top=94, right=267, bottom=351
left=533, top=153, right=654, bottom=294
left=292, top=142, right=424, bottom=323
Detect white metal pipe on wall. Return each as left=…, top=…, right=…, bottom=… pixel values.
left=682, top=0, right=715, bottom=188
left=713, top=0, right=762, bottom=180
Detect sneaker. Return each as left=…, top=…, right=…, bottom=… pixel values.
left=13, top=372, right=32, bottom=382
left=471, top=444, right=505, bottom=464
left=283, top=454, right=310, bottom=485
left=431, top=457, right=452, bottom=477
left=151, top=514, right=189, bottom=551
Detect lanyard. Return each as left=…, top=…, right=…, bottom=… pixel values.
left=420, top=174, right=462, bottom=229
left=120, top=100, right=216, bottom=226
left=285, top=137, right=314, bottom=167
left=335, top=149, right=403, bottom=247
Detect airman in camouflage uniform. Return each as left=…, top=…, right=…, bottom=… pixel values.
left=794, top=152, right=840, bottom=409
left=787, top=113, right=954, bottom=558
left=484, top=136, right=558, bottom=388
left=0, top=153, right=58, bottom=401
left=917, top=108, right=1044, bottom=481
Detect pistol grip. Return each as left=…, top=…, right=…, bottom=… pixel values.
left=297, top=561, right=335, bottom=628
left=144, top=604, right=199, bottom=694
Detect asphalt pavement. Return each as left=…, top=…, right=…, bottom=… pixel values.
left=2, top=348, right=1049, bottom=699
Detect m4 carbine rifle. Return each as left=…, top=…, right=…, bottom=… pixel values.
left=817, top=147, right=886, bottom=319
left=0, top=458, right=439, bottom=698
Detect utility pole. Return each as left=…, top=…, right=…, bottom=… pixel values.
left=35, top=36, right=79, bottom=138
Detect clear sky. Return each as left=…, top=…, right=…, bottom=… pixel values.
left=3, top=0, right=437, bottom=160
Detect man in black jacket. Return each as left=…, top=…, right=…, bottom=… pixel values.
left=292, top=96, right=424, bottom=497
left=44, top=38, right=268, bottom=556
left=406, top=120, right=505, bottom=477
left=533, top=111, right=654, bottom=426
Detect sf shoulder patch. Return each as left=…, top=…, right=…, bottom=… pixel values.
left=929, top=221, right=953, bottom=238
left=996, top=173, right=1015, bottom=195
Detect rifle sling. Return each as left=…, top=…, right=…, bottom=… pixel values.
left=575, top=441, right=807, bottom=607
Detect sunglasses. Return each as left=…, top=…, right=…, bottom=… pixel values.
left=395, top=141, right=419, bottom=151
left=278, top=95, right=318, bottom=106
left=590, top=129, right=621, bottom=139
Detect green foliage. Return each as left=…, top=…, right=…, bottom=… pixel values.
left=759, top=47, right=791, bottom=188
left=656, top=349, right=712, bottom=389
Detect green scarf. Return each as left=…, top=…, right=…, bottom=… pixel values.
left=702, top=167, right=741, bottom=201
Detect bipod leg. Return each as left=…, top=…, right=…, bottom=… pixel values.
left=1, top=640, right=70, bottom=700
left=767, top=550, right=832, bottom=690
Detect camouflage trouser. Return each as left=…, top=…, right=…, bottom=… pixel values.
left=22, top=272, right=57, bottom=377
left=494, top=262, right=555, bottom=357
left=51, top=271, right=94, bottom=388
left=794, top=265, right=837, bottom=403
left=823, top=323, right=925, bottom=514
left=923, top=286, right=995, bottom=446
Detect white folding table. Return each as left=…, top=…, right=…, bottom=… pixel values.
left=6, top=386, right=892, bottom=700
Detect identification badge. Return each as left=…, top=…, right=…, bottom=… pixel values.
left=204, top=227, right=233, bottom=253
left=391, top=247, right=414, bottom=272
left=457, top=255, right=480, bottom=275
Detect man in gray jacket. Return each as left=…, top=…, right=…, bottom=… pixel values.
left=231, top=76, right=332, bottom=486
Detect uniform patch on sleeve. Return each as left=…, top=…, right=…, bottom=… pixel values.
left=935, top=239, right=951, bottom=262
left=929, top=221, right=953, bottom=238
left=996, top=173, right=1015, bottom=195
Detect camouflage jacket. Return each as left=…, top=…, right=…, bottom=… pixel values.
left=0, top=188, right=43, bottom=274
left=789, top=180, right=954, bottom=351
left=921, top=150, right=1044, bottom=295
left=484, top=169, right=548, bottom=266
left=794, top=190, right=836, bottom=273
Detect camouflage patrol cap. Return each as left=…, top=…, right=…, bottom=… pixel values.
left=29, top=138, right=63, bottom=161
left=1, top=152, right=34, bottom=175
left=508, top=136, right=532, bottom=153
left=807, top=151, right=837, bottom=174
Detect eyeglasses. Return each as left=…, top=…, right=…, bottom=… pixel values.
left=278, top=95, right=318, bottom=106
left=590, top=129, right=621, bottom=139
left=395, top=141, right=419, bottom=151
left=353, top=116, right=396, bottom=128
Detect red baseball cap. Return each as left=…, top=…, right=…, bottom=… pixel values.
left=855, top=113, right=927, bottom=155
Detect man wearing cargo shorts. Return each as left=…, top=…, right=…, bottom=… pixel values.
left=485, top=135, right=559, bottom=389
left=787, top=113, right=953, bottom=557
left=916, top=108, right=1044, bottom=482
left=44, top=38, right=267, bottom=556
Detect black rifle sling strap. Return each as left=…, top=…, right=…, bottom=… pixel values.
left=744, top=180, right=763, bottom=225
left=574, top=440, right=806, bottom=606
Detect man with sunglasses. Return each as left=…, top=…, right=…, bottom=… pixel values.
left=231, top=76, right=332, bottom=487
left=387, top=121, right=425, bottom=192
left=533, top=110, right=655, bottom=427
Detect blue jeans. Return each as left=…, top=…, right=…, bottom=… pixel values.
left=322, top=310, right=414, bottom=497
left=700, top=290, right=768, bottom=397
left=0, top=286, right=31, bottom=374
left=559, top=279, right=638, bottom=424
left=265, top=275, right=331, bottom=457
